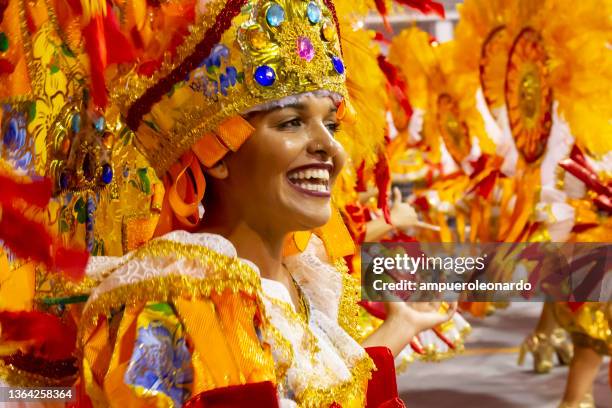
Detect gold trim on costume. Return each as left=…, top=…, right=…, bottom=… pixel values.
left=79, top=239, right=264, bottom=339
left=0, top=359, right=77, bottom=388
left=335, top=259, right=363, bottom=342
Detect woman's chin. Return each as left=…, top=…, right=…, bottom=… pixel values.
left=285, top=205, right=331, bottom=231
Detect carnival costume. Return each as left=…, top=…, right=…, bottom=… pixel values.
left=0, top=0, right=436, bottom=406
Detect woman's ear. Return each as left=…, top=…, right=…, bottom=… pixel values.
left=205, top=160, right=229, bottom=179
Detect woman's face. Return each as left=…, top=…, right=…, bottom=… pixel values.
left=220, top=94, right=346, bottom=233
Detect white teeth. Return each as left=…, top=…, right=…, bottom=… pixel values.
left=288, top=167, right=331, bottom=194
left=292, top=180, right=330, bottom=193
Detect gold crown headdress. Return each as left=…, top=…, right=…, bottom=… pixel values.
left=98, top=0, right=350, bottom=231
left=111, top=0, right=347, bottom=177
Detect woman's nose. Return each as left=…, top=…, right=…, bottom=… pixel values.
left=306, top=122, right=339, bottom=161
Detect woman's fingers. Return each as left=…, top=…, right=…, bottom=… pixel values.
left=392, top=186, right=402, bottom=205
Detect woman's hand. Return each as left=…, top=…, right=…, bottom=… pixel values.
left=361, top=301, right=457, bottom=357
left=385, top=301, right=457, bottom=334
left=358, top=186, right=379, bottom=204
left=389, top=188, right=418, bottom=230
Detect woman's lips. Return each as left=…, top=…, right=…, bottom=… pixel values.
left=286, top=163, right=332, bottom=198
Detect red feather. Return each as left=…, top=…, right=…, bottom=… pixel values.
left=377, top=55, right=413, bottom=118
left=374, top=0, right=393, bottom=32
left=0, top=311, right=76, bottom=361
left=395, top=0, right=445, bottom=18
left=0, top=172, right=88, bottom=278
left=0, top=173, right=51, bottom=207
left=82, top=8, right=135, bottom=107
left=53, top=245, right=90, bottom=280
left=0, top=205, right=53, bottom=266
left=375, top=151, right=392, bottom=224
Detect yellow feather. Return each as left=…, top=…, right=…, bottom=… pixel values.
left=336, top=7, right=388, bottom=169
left=454, top=0, right=612, bottom=157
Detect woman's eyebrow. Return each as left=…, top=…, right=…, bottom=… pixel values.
left=278, top=102, right=306, bottom=112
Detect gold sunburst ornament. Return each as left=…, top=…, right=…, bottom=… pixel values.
left=436, top=93, right=472, bottom=165
left=479, top=25, right=511, bottom=116
left=505, top=27, right=553, bottom=163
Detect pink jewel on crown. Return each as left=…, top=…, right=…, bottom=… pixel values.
left=297, top=37, right=315, bottom=61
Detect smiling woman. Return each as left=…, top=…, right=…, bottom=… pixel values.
left=203, top=94, right=345, bottom=236
left=0, top=0, right=456, bottom=407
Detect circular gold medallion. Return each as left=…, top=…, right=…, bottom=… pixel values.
left=505, top=27, right=553, bottom=163
left=479, top=26, right=511, bottom=115
left=437, top=93, right=471, bottom=165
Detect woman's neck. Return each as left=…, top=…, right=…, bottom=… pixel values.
left=227, top=223, right=286, bottom=281
left=200, top=216, right=287, bottom=281
left=199, top=194, right=303, bottom=310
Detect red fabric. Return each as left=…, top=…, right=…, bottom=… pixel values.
left=365, top=347, right=406, bottom=408
left=184, top=381, right=279, bottom=408
left=67, top=379, right=94, bottom=408
left=0, top=311, right=76, bottom=361
left=359, top=301, right=387, bottom=320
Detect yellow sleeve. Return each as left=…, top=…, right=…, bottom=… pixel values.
left=79, top=239, right=278, bottom=408
left=82, top=292, right=276, bottom=408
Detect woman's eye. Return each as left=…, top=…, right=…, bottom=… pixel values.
left=325, top=122, right=340, bottom=134
left=278, top=118, right=303, bottom=129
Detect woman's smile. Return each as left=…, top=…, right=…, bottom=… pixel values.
left=286, top=162, right=333, bottom=197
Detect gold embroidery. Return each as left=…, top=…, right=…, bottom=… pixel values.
left=79, top=239, right=265, bottom=338
left=266, top=320, right=294, bottom=385
left=108, top=0, right=229, bottom=112
left=0, top=360, right=77, bottom=387
left=335, top=259, right=362, bottom=342
left=266, top=293, right=374, bottom=407
left=296, top=354, right=373, bottom=408
left=267, top=296, right=321, bottom=362
left=418, top=324, right=472, bottom=362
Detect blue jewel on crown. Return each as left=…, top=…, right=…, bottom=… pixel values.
left=306, top=2, right=321, bottom=24
left=266, top=3, right=285, bottom=27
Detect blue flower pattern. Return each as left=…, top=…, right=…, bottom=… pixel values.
left=125, top=322, right=194, bottom=406
left=189, top=44, right=242, bottom=97
left=1, top=106, right=33, bottom=172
